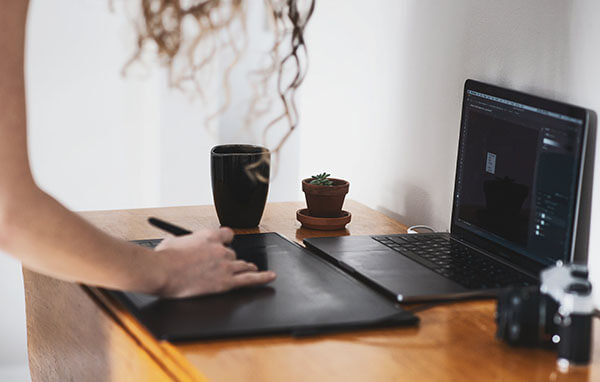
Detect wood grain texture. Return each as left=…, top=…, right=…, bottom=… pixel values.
left=23, top=270, right=190, bottom=381
left=26, top=200, right=600, bottom=381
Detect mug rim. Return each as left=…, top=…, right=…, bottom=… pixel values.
left=211, top=144, right=270, bottom=156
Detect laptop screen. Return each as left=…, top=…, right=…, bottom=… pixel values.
left=452, top=80, right=588, bottom=267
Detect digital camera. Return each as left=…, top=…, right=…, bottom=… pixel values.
left=496, top=263, right=594, bottom=366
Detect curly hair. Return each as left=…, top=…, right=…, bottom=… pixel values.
left=127, top=0, right=315, bottom=157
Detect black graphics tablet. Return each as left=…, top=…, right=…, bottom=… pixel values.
left=106, top=233, right=418, bottom=342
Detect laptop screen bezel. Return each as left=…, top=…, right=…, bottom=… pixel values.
left=450, top=79, right=590, bottom=275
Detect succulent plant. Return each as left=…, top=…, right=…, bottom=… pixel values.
left=310, top=172, right=334, bottom=186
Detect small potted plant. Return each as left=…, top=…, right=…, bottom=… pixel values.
left=302, top=173, right=349, bottom=217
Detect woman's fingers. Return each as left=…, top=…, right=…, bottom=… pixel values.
left=202, top=227, right=234, bottom=244
left=218, top=227, right=234, bottom=244
left=222, top=247, right=236, bottom=261
left=153, top=227, right=277, bottom=298
left=231, top=271, right=276, bottom=288
left=230, top=260, right=258, bottom=274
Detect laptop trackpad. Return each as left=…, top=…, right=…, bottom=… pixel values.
left=332, top=250, right=468, bottom=299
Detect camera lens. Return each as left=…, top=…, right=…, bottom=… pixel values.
left=496, top=286, right=547, bottom=346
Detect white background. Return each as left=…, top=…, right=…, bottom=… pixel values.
left=2, top=0, right=600, bottom=379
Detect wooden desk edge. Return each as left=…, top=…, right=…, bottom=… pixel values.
left=85, top=287, right=207, bottom=382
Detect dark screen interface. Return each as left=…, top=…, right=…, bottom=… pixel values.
left=454, top=90, right=583, bottom=265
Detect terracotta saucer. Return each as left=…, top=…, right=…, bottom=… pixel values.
left=296, top=209, right=351, bottom=230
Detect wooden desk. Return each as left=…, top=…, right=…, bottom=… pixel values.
left=23, top=200, right=600, bottom=381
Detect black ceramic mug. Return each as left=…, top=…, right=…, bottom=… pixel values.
left=211, top=144, right=270, bottom=228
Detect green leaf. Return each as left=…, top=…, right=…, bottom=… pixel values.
left=309, top=172, right=333, bottom=186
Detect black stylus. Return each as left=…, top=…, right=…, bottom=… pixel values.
left=148, top=217, right=192, bottom=236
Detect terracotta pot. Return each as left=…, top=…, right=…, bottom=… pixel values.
left=302, top=178, right=349, bottom=217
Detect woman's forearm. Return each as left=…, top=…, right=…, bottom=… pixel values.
left=0, top=184, right=164, bottom=293
left=0, top=0, right=162, bottom=294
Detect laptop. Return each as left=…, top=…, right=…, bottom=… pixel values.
left=305, top=79, right=592, bottom=303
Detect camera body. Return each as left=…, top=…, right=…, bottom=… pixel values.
left=496, top=263, right=594, bottom=366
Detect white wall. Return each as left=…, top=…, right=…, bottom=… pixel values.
left=0, top=253, right=29, bottom=381
left=299, top=0, right=600, bottom=300
left=27, top=0, right=162, bottom=212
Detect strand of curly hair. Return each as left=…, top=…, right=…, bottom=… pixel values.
left=127, top=0, right=315, bottom=160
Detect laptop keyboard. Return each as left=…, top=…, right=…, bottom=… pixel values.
left=372, top=235, right=535, bottom=290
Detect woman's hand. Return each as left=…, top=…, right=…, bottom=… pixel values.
left=152, top=227, right=276, bottom=298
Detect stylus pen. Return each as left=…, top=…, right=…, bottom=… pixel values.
left=148, top=217, right=192, bottom=236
